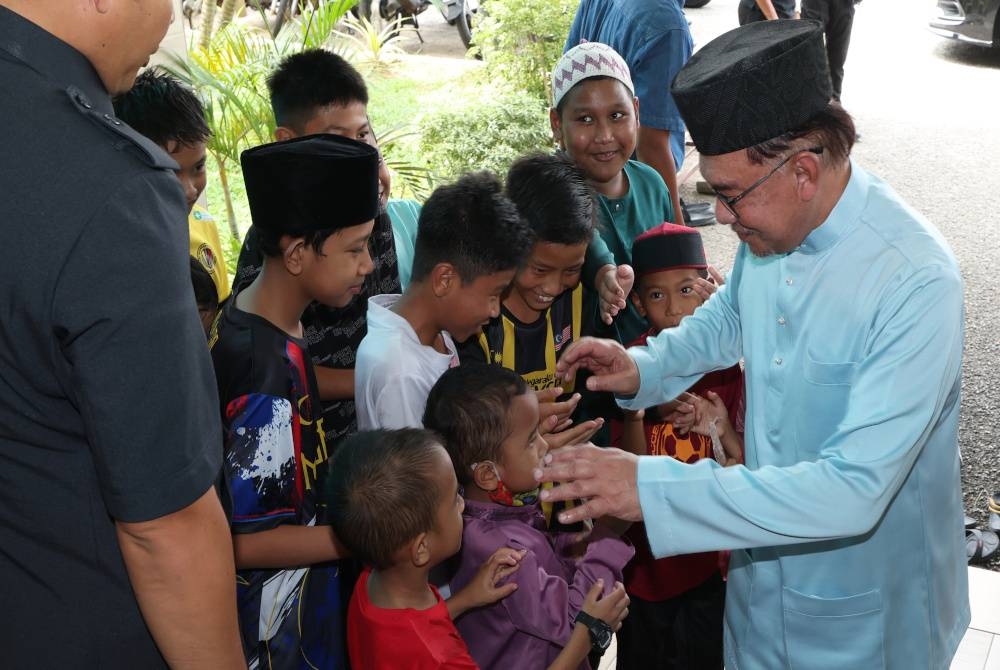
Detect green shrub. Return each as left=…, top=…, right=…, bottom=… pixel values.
left=474, top=0, right=578, bottom=103
left=418, top=91, right=553, bottom=182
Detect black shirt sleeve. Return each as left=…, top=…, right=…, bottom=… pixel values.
left=52, top=171, right=222, bottom=523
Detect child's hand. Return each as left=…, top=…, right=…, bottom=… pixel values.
left=596, top=264, right=635, bottom=325
left=542, top=417, right=605, bottom=450
left=468, top=547, right=526, bottom=608
left=579, top=579, right=630, bottom=632
left=662, top=393, right=698, bottom=434
left=536, top=388, right=580, bottom=434
left=691, top=264, right=726, bottom=302
left=686, top=391, right=732, bottom=438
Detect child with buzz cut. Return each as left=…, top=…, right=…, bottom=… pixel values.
left=234, top=48, right=418, bottom=451
left=549, top=41, right=676, bottom=346
left=354, top=172, right=534, bottom=430
left=424, top=364, right=635, bottom=670
left=114, top=68, right=230, bottom=304
left=612, top=222, right=744, bottom=670
left=326, top=428, right=622, bottom=670
left=210, top=134, right=381, bottom=669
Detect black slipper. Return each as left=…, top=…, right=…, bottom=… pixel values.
left=967, top=528, right=1000, bottom=563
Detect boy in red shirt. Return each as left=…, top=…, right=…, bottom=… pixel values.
left=612, top=222, right=745, bottom=670
left=326, top=428, right=626, bottom=670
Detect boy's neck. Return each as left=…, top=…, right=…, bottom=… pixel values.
left=502, top=292, right=544, bottom=326
left=463, top=486, right=495, bottom=505
left=235, top=262, right=311, bottom=337
left=367, top=563, right=438, bottom=611
left=590, top=168, right=629, bottom=200
left=393, top=286, right=450, bottom=352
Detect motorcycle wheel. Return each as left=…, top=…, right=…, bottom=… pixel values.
left=456, top=0, right=478, bottom=48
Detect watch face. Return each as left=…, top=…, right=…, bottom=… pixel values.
left=592, top=624, right=613, bottom=651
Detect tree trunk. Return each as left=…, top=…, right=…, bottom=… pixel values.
left=218, top=0, right=238, bottom=29
left=198, top=0, right=218, bottom=49
left=216, top=157, right=241, bottom=240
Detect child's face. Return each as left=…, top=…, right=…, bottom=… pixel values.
left=505, top=241, right=587, bottom=319
left=165, top=140, right=208, bottom=214
left=441, top=269, right=516, bottom=343
left=299, top=220, right=375, bottom=308
left=497, top=391, right=548, bottom=494
left=631, top=268, right=707, bottom=333
left=291, top=102, right=390, bottom=208
left=549, top=79, right=639, bottom=194
left=426, top=444, right=466, bottom=562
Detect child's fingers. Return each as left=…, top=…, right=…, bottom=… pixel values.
left=492, top=582, right=518, bottom=599
left=494, top=562, right=521, bottom=581
left=582, top=579, right=605, bottom=607
left=707, top=264, right=725, bottom=285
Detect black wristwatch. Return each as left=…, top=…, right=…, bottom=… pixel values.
left=574, top=610, right=613, bottom=652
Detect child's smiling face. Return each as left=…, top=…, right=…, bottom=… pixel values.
left=550, top=78, right=639, bottom=197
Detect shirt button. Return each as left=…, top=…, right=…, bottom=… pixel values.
left=775, top=357, right=783, bottom=366
left=75, top=94, right=92, bottom=109
left=778, top=316, right=786, bottom=326
left=786, top=277, right=794, bottom=286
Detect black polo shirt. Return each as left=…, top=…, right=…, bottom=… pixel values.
left=0, top=7, right=223, bottom=667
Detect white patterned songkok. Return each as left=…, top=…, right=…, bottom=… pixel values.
left=551, top=41, right=634, bottom=108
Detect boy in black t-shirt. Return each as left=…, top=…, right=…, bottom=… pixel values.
left=209, top=134, right=380, bottom=670
left=234, top=49, right=405, bottom=451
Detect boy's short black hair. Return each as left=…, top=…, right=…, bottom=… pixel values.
left=268, top=49, right=368, bottom=133
left=410, top=172, right=533, bottom=284
left=506, top=153, right=596, bottom=247
left=325, top=429, right=445, bottom=570
left=190, top=256, right=219, bottom=309
left=423, top=364, right=528, bottom=485
left=112, top=69, right=210, bottom=147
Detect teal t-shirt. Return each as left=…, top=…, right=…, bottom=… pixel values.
left=387, top=198, right=421, bottom=291
left=583, top=159, right=675, bottom=344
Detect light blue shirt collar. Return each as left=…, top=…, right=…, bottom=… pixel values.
left=797, top=159, right=868, bottom=255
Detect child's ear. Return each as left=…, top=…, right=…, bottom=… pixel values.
left=471, top=462, right=499, bottom=492
left=410, top=532, right=431, bottom=568
left=630, top=291, right=646, bottom=317
left=274, top=126, right=296, bottom=142
left=430, top=263, right=457, bottom=298
left=633, top=96, right=641, bottom=128
left=281, top=236, right=307, bottom=276
left=549, top=108, right=563, bottom=149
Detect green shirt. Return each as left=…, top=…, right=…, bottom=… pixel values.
left=583, top=159, right=675, bottom=344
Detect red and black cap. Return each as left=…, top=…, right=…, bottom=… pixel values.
left=632, top=222, right=708, bottom=277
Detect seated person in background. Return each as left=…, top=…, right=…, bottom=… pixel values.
left=209, top=134, right=381, bottom=669
left=234, top=48, right=407, bottom=449
left=423, top=363, right=634, bottom=670
left=612, top=222, right=744, bottom=670
left=190, top=256, right=219, bottom=336
left=113, top=68, right=231, bottom=304
left=354, top=172, right=533, bottom=430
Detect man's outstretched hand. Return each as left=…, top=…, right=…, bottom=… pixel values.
left=555, top=337, right=641, bottom=395
left=534, top=444, right=642, bottom=525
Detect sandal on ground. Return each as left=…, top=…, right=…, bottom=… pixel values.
left=965, top=514, right=978, bottom=530
left=967, top=528, right=999, bottom=564
left=989, top=511, right=1000, bottom=534
left=989, top=492, right=1000, bottom=515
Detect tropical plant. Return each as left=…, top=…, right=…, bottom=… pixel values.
left=418, top=90, right=552, bottom=181
left=335, top=14, right=411, bottom=68
left=472, top=0, right=577, bottom=104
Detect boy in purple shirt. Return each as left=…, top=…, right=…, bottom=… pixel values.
left=424, top=364, right=634, bottom=669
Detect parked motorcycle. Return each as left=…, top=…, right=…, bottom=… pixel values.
left=358, top=0, right=479, bottom=48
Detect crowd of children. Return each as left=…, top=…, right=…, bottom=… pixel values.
left=117, top=36, right=746, bottom=670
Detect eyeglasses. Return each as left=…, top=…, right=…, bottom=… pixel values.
left=716, top=147, right=824, bottom=219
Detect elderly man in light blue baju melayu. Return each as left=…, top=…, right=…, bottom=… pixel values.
left=536, top=19, right=969, bottom=670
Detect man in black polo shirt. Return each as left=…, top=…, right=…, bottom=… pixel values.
left=0, top=1, right=243, bottom=667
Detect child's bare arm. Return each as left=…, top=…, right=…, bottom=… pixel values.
left=447, top=548, right=525, bottom=620
left=233, top=524, right=347, bottom=569
left=620, top=409, right=646, bottom=456
left=313, top=366, right=354, bottom=401
left=546, top=580, right=630, bottom=670
left=594, top=264, right=635, bottom=325
left=687, top=392, right=744, bottom=465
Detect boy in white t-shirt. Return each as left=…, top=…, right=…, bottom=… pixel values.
left=355, top=172, right=533, bottom=430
